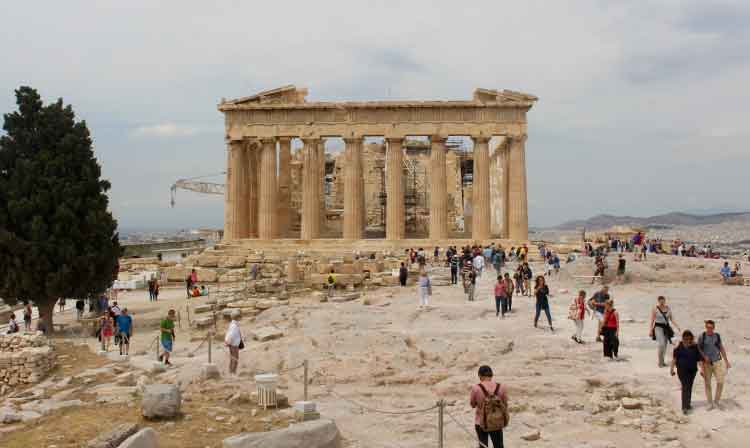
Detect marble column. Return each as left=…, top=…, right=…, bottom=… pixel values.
left=429, top=135, right=449, bottom=240
left=472, top=136, right=491, bottom=241
left=257, top=138, right=277, bottom=240
left=223, top=141, right=235, bottom=240
left=231, top=141, right=250, bottom=239
left=317, top=140, right=326, bottom=233
left=277, top=137, right=292, bottom=238
left=508, top=134, right=529, bottom=241
left=246, top=139, right=259, bottom=238
left=385, top=137, right=405, bottom=240
left=501, top=138, right=511, bottom=239
left=343, top=136, right=365, bottom=239
left=300, top=138, right=321, bottom=240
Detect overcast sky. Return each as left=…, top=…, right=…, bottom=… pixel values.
left=2, top=1, right=748, bottom=232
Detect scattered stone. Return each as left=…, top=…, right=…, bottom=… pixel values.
left=521, top=429, right=541, bottom=441
left=118, top=427, right=159, bottom=448
left=142, top=384, right=181, bottom=419
left=329, top=292, right=361, bottom=303
left=86, top=423, right=139, bottom=448
left=223, top=419, right=341, bottom=448
left=202, top=363, right=221, bottom=380
left=251, top=327, right=283, bottom=342
left=621, top=397, right=642, bottom=410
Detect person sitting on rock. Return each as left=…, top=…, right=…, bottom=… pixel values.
left=6, top=313, right=19, bottom=334
left=720, top=262, right=731, bottom=281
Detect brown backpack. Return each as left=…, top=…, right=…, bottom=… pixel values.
left=478, top=383, right=509, bottom=431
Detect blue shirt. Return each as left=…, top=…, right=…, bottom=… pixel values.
left=720, top=266, right=731, bottom=278
left=116, top=315, right=132, bottom=334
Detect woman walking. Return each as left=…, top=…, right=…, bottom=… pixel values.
left=417, top=269, right=432, bottom=308
left=599, top=300, right=620, bottom=359
left=568, top=290, right=588, bottom=343
left=533, top=276, right=554, bottom=331
left=649, top=296, right=681, bottom=367
left=494, top=274, right=508, bottom=318
left=99, top=312, right=114, bottom=352
left=503, top=273, right=514, bottom=313
left=671, top=330, right=702, bottom=414
left=23, top=303, right=32, bottom=332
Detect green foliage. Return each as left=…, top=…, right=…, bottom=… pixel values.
left=0, top=87, right=121, bottom=318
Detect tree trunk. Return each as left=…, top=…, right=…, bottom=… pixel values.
left=37, top=299, right=56, bottom=334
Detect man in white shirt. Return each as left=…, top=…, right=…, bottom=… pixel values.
left=224, top=310, right=243, bottom=375
left=110, top=301, right=122, bottom=316
left=473, top=253, right=485, bottom=278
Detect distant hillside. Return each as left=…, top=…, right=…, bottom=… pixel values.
left=554, top=211, right=750, bottom=231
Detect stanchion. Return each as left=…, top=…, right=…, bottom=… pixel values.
left=154, top=335, right=160, bottom=361
left=303, top=359, right=309, bottom=401
left=437, top=400, right=445, bottom=448
left=208, top=331, right=213, bottom=364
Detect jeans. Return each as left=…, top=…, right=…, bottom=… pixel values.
left=677, top=368, right=697, bottom=410
left=467, top=284, right=475, bottom=301
left=495, top=296, right=508, bottom=316
left=534, top=302, right=552, bottom=327
left=602, top=327, right=619, bottom=358
left=655, top=325, right=669, bottom=366
left=419, top=287, right=429, bottom=306
left=475, top=425, right=503, bottom=448
left=451, top=268, right=458, bottom=284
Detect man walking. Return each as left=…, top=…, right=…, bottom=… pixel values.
left=697, top=320, right=731, bottom=410
left=116, top=308, right=133, bottom=356
left=224, top=310, right=243, bottom=375
left=588, top=286, right=610, bottom=341
left=159, top=310, right=176, bottom=366
left=450, top=255, right=460, bottom=285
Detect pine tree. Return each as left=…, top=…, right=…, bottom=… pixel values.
left=0, top=87, right=121, bottom=331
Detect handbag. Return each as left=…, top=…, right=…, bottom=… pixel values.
left=656, top=308, right=675, bottom=341
left=238, top=339, right=245, bottom=350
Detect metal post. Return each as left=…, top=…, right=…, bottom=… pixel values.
left=155, top=335, right=160, bottom=361
left=437, top=400, right=444, bottom=448
left=303, top=359, right=309, bottom=401
left=208, top=332, right=213, bottom=364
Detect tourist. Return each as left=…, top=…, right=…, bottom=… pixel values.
left=588, top=286, right=610, bottom=341
left=224, top=309, right=243, bottom=375
left=23, top=302, right=32, bottom=332
left=513, top=265, right=524, bottom=295
left=720, top=262, right=731, bottom=281
left=473, top=251, right=485, bottom=278
left=399, top=262, right=408, bottom=287
left=598, top=300, right=619, bottom=360
left=99, top=312, right=113, bottom=351
left=697, top=320, right=731, bottom=410
left=503, top=273, right=514, bottom=313
left=450, top=255, right=460, bottom=285
left=649, top=296, right=681, bottom=367
left=593, top=255, right=606, bottom=284
left=153, top=279, right=160, bottom=301
left=616, top=254, right=626, bottom=283
left=58, top=297, right=66, bottom=312
left=492, top=249, right=502, bottom=273
left=326, top=268, right=337, bottom=297
left=417, top=269, right=432, bottom=308
left=469, top=365, right=508, bottom=448
left=434, top=246, right=440, bottom=263
left=250, top=263, right=259, bottom=280
left=110, top=301, right=122, bottom=317
left=494, top=274, right=508, bottom=318
left=75, top=298, right=85, bottom=320
left=148, top=277, right=156, bottom=301
left=185, top=270, right=194, bottom=298
left=522, top=262, right=533, bottom=296
left=533, top=276, right=554, bottom=331
left=159, top=310, right=176, bottom=366
left=464, top=268, right=476, bottom=302
left=461, top=259, right=473, bottom=289
left=36, top=316, right=48, bottom=334
left=6, top=313, right=19, bottom=334
left=568, top=290, right=587, bottom=343
left=671, top=330, right=702, bottom=414
left=98, top=294, right=109, bottom=314
left=116, top=308, right=133, bottom=356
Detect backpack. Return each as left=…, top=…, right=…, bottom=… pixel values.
left=698, top=332, right=722, bottom=353
left=478, top=383, right=509, bottom=431
left=568, top=299, right=581, bottom=320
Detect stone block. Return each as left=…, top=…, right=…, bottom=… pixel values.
left=222, top=419, right=341, bottom=448
left=198, top=254, right=220, bottom=267
left=86, top=422, right=140, bottom=448
left=142, top=384, right=181, bottom=419
left=220, top=269, right=246, bottom=283
left=193, top=304, right=214, bottom=314
left=220, top=256, right=247, bottom=269
left=193, top=316, right=215, bottom=329
left=202, top=363, right=221, bottom=380
left=164, top=266, right=188, bottom=282
left=329, top=292, right=361, bottom=303
left=251, top=327, right=283, bottom=342
left=196, top=268, right=218, bottom=283
left=118, top=427, right=159, bottom=448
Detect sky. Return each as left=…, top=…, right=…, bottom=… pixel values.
left=2, top=0, right=749, bottom=232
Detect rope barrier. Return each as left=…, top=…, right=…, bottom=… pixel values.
left=444, top=407, right=491, bottom=448
left=323, top=386, right=440, bottom=416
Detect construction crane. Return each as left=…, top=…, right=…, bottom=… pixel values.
left=169, top=173, right=225, bottom=207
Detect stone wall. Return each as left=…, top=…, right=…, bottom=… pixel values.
left=0, top=333, right=56, bottom=387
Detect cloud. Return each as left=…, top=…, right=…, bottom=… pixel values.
left=131, top=123, right=200, bottom=138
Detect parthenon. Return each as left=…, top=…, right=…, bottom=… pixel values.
left=218, top=85, right=537, bottom=245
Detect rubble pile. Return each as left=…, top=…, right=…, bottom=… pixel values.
left=0, top=334, right=56, bottom=387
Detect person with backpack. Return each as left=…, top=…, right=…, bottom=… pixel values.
left=522, top=262, right=533, bottom=296
left=568, top=290, right=588, bottom=343
left=697, top=320, right=731, bottom=410
left=649, top=296, right=681, bottom=368
left=671, top=330, right=702, bottom=414
left=470, top=365, right=509, bottom=448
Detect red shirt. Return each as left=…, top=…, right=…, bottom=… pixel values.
left=494, top=281, right=507, bottom=297
left=604, top=310, right=618, bottom=329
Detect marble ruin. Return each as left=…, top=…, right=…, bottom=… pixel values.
left=218, top=86, right=537, bottom=246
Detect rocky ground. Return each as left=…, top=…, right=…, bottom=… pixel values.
left=1, top=253, right=749, bottom=447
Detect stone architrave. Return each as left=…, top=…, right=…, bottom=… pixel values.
left=300, top=138, right=321, bottom=240
left=258, top=138, right=278, bottom=240
left=508, top=134, right=529, bottom=241
left=385, top=138, right=405, bottom=240
left=472, top=136, right=491, bottom=241
left=429, top=135, right=449, bottom=240
left=343, top=136, right=364, bottom=239
left=277, top=137, right=292, bottom=238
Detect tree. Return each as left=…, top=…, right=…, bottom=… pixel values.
left=0, top=87, right=121, bottom=331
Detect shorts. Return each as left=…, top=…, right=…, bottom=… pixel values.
left=161, top=339, right=173, bottom=353
left=704, top=360, right=727, bottom=384
left=118, top=331, right=130, bottom=344
left=594, top=311, right=604, bottom=322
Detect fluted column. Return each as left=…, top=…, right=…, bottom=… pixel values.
left=343, top=136, right=365, bottom=239
left=385, top=137, right=405, bottom=240
left=429, top=135, right=449, bottom=240
left=257, top=138, right=277, bottom=240
left=317, top=140, right=326, bottom=233
left=277, top=137, right=292, bottom=238
left=508, top=134, right=529, bottom=241
left=501, top=138, right=511, bottom=239
left=300, top=138, right=321, bottom=240
left=231, top=141, right=250, bottom=239
left=246, top=139, right=259, bottom=238
left=472, top=136, right=491, bottom=241
left=223, top=142, right=235, bottom=240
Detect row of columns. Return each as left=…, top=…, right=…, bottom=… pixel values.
left=224, top=134, right=528, bottom=242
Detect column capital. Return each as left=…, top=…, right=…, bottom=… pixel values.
left=429, top=134, right=450, bottom=144
left=277, top=136, right=292, bottom=143
left=259, top=137, right=276, bottom=145
left=508, top=133, right=528, bottom=144
left=471, top=135, right=491, bottom=145
left=342, top=135, right=364, bottom=145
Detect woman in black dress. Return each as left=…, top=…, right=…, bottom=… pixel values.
left=671, top=330, right=703, bottom=414
left=533, top=276, right=554, bottom=331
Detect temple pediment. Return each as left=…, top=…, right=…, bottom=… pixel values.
left=473, top=88, right=538, bottom=105
left=223, top=85, right=308, bottom=106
